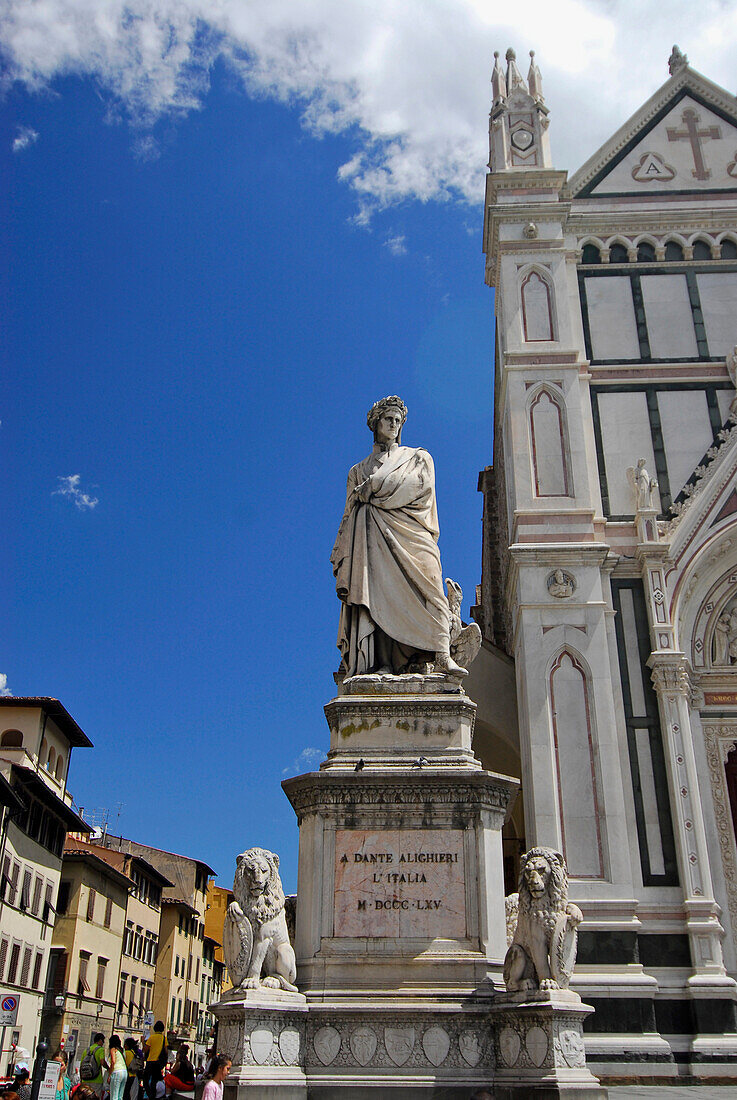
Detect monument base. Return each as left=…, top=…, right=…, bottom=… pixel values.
left=490, top=990, right=607, bottom=1098
left=304, top=1000, right=494, bottom=1097
left=211, top=988, right=308, bottom=1099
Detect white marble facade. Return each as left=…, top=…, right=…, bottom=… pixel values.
left=477, top=47, right=737, bottom=1082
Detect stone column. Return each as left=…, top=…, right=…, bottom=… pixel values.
left=648, top=656, right=734, bottom=988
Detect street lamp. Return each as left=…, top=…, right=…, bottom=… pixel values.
left=54, top=996, right=65, bottom=1010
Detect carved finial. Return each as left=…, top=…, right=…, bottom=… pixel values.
left=492, top=50, right=507, bottom=102
left=505, top=47, right=528, bottom=93
left=527, top=50, right=544, bottom=101
left=668, top=45, right=688, bottom=75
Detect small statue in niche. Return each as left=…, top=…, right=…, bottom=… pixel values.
left=627, top=458, right=658, bottom=511
left=222, top=847, right=298, bottom=993
left=547, top=569, right=575, bottom=599
left=503, top=846, right=582, bottom=993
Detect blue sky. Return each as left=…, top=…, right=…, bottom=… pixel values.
left=5, top=64, right=494, bottom=892
left=4, top=2, right=736, bottom=892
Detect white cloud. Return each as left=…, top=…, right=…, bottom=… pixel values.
left=282, top=746, right=323, bottom=775
left=53, top=474, right=99, bottom=510
left=385, top=234, right=407, bottom=256
left=12, top=125, right=39, bottom=152
left=0, top=674, right=12, bottom=697
left=0, top=2, right=736, bottom=213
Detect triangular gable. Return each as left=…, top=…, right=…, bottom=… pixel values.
left=570, top=66, right=737, bottom=198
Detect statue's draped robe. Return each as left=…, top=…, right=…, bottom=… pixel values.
left=331, top=444, right=450, bottom=676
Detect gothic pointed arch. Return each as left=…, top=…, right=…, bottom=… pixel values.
left=526, top=383, right=572, bottom=497
left=519, top=264, right=556, bottom=341
left=547, top=648, right=605, bottom=879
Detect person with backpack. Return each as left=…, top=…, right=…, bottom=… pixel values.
left=78, top=1037, right=106, bottom=1098
left=122, top=1039, right=143, bottom=1100
left=142, top=1023, right=166, bottom=1100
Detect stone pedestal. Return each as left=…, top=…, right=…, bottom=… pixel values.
left=211, top=988, right=308, bottom=1098
left=281, top=673, right=518, bottom=1096
left=490, top=991, right=607, bottom=1098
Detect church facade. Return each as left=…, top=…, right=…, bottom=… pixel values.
left=472, top=46, right=737, bottom=1078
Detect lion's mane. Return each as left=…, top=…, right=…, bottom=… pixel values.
left=234, top=847, right=286, bottom=927
left=516, top=846, right=568, bottom=942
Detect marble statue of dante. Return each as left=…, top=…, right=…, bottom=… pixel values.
left=331, top=396, right=465, bottom=678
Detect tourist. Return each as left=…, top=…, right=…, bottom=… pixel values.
left=10, top=1068, right=30, bottom=1100
left=163, top=1046, right=194, bottom=1094
left=53, top=1051, right=70, bottom=1100
left=142, top=1023, right=166, bottom=1100
left=105, top=1037, right=127, bottom=1100
left=78, top=1034, right=106, bottom=1097
left=201, top=1058, right=230, bottom=1100
left=122, top=1038, right=143, bottom=1100
left=69, top=1086, right=98, bottom=1100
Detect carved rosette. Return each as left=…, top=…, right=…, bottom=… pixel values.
left=305, top=1012, right=493, bottom=1072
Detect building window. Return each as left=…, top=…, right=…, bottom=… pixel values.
left=86, top=888, right=96, bottom=923
left=0, top=938, right=8, bottom=981
left=95, top=958, right=107, bottom=1000
left=57, top=881, right=71, bottom=916
left=19, top=947, right=32, bottom=988
left=722, top=239, right=737, bottom=260
left=31, top=876, right=42, bottom=917
left=0, top=730, right=23, bottom=747
left=692, top=239, right=713, bottom=260
left=637, top=241, right=656, bottom=262
left=609, top=242, right=629, bottom=263
left=32, top=950, right=43, bottom=990
left=19, top=869, right=32, bottom=912
left=664, top=240, right=684, bottom=261
left=7, top=942, right=21, bottom=985
left=43, top=882, right=54, bottom=923
left=78, top=951, right=91, bottom=994
left=103, top=897, right=113, bottom=929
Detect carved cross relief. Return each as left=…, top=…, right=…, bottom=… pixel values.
left=667, top=108, right=722, bottom=180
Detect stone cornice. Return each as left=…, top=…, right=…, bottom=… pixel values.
left=281, top=770, right=519, bottom=820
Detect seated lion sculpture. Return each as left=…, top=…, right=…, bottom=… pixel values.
left=222, top=847, right=298, bottom=993
left=503, top=846, right=582, bottom=993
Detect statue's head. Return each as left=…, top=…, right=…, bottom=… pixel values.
left=367, top=395, right=408, bottom=444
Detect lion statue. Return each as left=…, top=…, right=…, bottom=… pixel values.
left=222, top=847, right=298, bottom=993
left=503, top=846, right=582, bottom=993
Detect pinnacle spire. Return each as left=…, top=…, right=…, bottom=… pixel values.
left=668, top=44, right=688, bottom=75
left=491, top=50, right=507, bottom=103
left=505, top=48, right=528, bottom=94
left=527, top=50, right=544, bottom=102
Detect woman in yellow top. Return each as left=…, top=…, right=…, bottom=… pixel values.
left=143, top=1022, right=167, bottom=1100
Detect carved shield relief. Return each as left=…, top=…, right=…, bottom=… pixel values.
left=551, top=912, right=578, bottom=987
left=459, top=1030, right=482, bottom=1067
left=313, top=1026, right=341, bottom=1066
left=350, top=1026, right=377, bottom=1066
left=422, top=1026, right=449, bottom=1067
left=249, top=1028, right=273, bottom=1065
left=384, top=1027, right=414, bottom=1066
left=499, top=1027, right=521, bottom=1067
left=526, top=1025, right=548, bottom=1067
left=278, top=1027, right=300, bottom=1066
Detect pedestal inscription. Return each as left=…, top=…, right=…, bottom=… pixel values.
left=333, top=828, right=466, bottom=937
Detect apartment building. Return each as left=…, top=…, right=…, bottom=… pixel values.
left=0, top=699, right=91, bottom=1067
left=101, top=836, right=215, bottom=1061
left=43, top=839, right=132, bottom=1060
